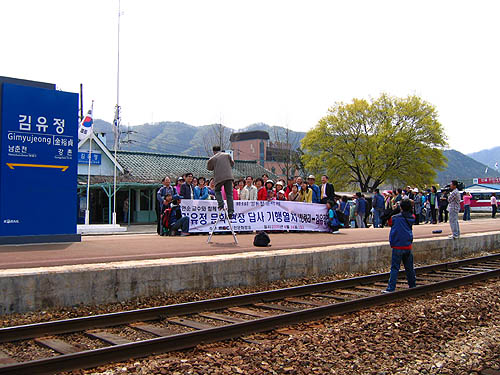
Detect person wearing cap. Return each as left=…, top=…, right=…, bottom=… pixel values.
left=207, top=146, right=235, bottom=216
left=277, top=190, right=286, bottom=201
left=307, top=175, right=321, bottom=204
left=275, top=180, right=285, bottom=193
left=372, top=188, right=385, bottom=228
left=165, top=194, right=190, bottom=236
left=320, top=175, right=335, bottom=204
left=265, top=180, right=275, bottom=195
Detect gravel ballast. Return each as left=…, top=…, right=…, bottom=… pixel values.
left=71, top=279, right=500, bottom=375
left=1, top=253, right=499, bottom=374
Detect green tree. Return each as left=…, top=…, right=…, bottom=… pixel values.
left=301, top=94, right=447, bottom=192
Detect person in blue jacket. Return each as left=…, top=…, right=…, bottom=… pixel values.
left=307, top=175, right=321, bottom=203
left=326, top=200, right=341, bottom=233
left=372, top=188, right=385, bottom=228
left=383, top=199, right=416, bottom=293
left=193, top=177, right=209, bottom=200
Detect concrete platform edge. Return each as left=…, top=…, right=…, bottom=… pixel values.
left=1, top=231, right=500, bottom=314
left=0, top=234, right=81, bottom=245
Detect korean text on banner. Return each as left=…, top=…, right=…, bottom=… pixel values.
left=180, top=200, right=329, bottom=233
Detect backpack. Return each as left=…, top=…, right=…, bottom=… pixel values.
left=253, top=231, right=271, bottom=247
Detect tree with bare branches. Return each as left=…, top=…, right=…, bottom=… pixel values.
left=267, top=126, right=303, bottom=180
left=202, top=123, right=233, bottom=157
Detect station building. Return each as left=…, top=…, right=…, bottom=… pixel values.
left=230, top=130, right=298, bottom=179
left=78, top=133, right=276, bottom=225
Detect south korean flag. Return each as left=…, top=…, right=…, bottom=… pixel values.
left=78, top=105, right=94, bottom=141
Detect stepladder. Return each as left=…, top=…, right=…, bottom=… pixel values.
left=207, top=206, right=238, bottom=244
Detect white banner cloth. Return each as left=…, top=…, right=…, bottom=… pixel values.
left=180, top=199, right=329, bottom=233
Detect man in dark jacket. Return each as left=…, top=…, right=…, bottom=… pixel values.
left=372, top=189, right=385, bottom=228
left=383, top=199, right=416, bottom=293
left=319, top=175, right=335, bottom=204
left=438, top=190, right=449, bottom=223
left=354, top=192, right=366, bottom=228
left=180, top=173, right=194, bottom=200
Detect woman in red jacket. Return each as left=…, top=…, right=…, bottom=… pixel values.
left=255, top=177, right=267, bottom=200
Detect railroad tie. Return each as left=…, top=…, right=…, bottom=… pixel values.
left=227, top=307, right=275, bottom=318
left=0, top=350, right=16, bottom=365
left=130, top=323, right=176, bottom=337
left=34, top=338, right=82, bottom=355
left=198, top=312, right=249, bottom=324
left=86, top=331, right=132, bottom=346
left=285, top=297, right=330, bottom=307
left=253, top=303, right=301, bottom=312
left=168, top=318, right=216, bottom=330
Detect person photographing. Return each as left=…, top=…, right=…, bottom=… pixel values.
left=383, top=199, right=416, bottom=293
left=447, top=180, right=461, bottom=239
left=207, top=146, right=235, bottom=217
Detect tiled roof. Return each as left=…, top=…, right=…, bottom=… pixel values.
left=115, top=151, right=277, bottom=183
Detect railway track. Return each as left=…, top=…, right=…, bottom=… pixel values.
left=0, top=253, right=499, bottom=374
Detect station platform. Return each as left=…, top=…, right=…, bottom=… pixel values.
left=2, top=219, right=500, bottom=270
left=1, top=219, right=499, bottom=314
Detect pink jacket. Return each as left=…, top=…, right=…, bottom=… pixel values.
left=221, top=186, right=238, bottom=200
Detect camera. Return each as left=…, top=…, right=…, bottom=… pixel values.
left=442, top=181, right=464, bottom=193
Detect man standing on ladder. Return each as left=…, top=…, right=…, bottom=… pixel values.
left=207, top=146, right=235, bottom=218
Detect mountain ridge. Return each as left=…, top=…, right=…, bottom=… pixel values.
left=468, top=146, right=500, bottom=169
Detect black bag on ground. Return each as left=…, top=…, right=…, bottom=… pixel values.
left=336, top=210, right=346, bottom=225
left=253, top=231, right=271, bottom=247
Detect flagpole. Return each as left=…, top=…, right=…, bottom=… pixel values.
left=85, top=100, right=94, bottom=226
left=112, top=0, right=121, bottom=226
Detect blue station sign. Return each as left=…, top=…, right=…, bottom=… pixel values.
left=0, top=82, right=80, bottom=243
left=78, top=151, right=102, bottom=165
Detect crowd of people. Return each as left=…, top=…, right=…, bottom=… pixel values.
left=157, top=173, right=337, bottom=204
left=155, top=167, right=493, bottom=239
left=155, top=172, right=340, bottom=235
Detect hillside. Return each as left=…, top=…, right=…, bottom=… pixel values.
left=438, top=149, right=500, bottom=186
left=468, top=146, right=500, bottom=169
left=92, top=120, right=306, bottom=156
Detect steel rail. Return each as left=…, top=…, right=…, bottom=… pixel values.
left=1, top=252, right=498, bottom=344
left=0, top=267, right=498, bottom=375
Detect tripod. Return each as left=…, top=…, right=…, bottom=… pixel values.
left=207, top=206, right=238, bottom=244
